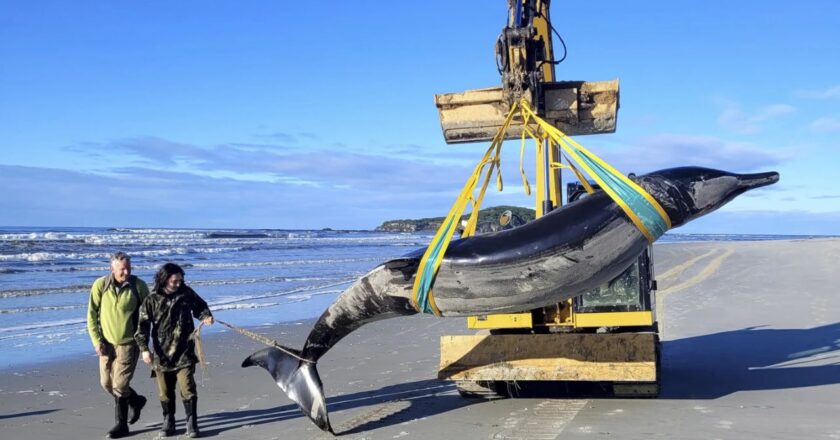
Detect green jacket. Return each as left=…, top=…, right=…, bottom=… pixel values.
left=87, top=274, right=150, bottom=346
left=135, top=285, right=212, bottom=372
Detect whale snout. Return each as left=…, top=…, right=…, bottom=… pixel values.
left=644, top=166, right=782, bottom=228
left=737, top=171, right=780, bottom=191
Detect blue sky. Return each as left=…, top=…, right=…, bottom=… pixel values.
left=1, top=1, right=838, bottom=234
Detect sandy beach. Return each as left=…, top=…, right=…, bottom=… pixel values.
left=2, top=238, right=839, bottom=440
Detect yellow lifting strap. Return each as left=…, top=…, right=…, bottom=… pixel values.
left=411, top=100, right=671, bottom=315
left=516, top=100, right=671, bottom=241
left=410, top=105, right=518, bottom=316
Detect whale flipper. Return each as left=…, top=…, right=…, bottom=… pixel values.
left=242, top=347, right=332, bottom=433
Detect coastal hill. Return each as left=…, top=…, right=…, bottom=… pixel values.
left=375, top=205, right=536, bottom=233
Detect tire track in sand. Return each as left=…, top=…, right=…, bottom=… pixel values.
left=311, top=383, right=457, bottom=439
left=490, top=399, right=588, bottom=440
left=656, top=247, right=734, bottom=338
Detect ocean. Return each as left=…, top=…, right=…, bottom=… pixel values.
left=0, top=226, right=827, bottom=369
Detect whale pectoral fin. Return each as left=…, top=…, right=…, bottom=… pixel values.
left=242, top=347, right=333, bottom=433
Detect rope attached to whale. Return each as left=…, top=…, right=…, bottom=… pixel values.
left=191, top=318, right=315, bottom=373
left=411, top=99, right=672, bottom=316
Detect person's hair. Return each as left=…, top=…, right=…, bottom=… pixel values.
left=110, top=251, right=131, bottom=265
left=153, top=263, right=185, bottom=294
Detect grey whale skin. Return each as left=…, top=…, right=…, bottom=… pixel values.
left=242, top=166, right=779, bottom=432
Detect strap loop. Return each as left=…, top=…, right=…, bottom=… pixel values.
left=410, top=100, right=672, bottom=315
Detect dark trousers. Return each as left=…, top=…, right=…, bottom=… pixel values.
left=155, top=365, right=196, bottom=402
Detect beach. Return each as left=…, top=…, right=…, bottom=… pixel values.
left=1, top=238, right=839, bottom=439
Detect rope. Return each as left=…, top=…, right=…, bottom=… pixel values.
left=190, top=318, right=314, bottom=370
left=192, top=323, right=210, bottom=384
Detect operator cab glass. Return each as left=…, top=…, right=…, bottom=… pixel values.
left=567, top=182, right=654, bottom=314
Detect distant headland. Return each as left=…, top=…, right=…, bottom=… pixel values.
left=375, top=205, right=535, bottom=233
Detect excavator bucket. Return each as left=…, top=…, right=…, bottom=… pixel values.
left=435, top=79, right=619, bottom=144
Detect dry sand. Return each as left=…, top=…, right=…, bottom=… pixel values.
left=1, top=238, right=839, bottom=439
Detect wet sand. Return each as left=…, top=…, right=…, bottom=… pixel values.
left=2, top=239, right=839, bottom=439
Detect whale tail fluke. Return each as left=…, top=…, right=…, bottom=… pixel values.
left=242, top=347, right=333, bottom=433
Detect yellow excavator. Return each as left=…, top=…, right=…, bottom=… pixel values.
left=435, top=0, right=660, bottom=398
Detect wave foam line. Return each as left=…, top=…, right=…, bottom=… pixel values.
left=0, top=304, right=84, bottom=314
left=30, top=257, right=382, bottom=273
left=208, top=278, right=354, bottom=308
left=0, top=285, right=90, bottom=298
left=0, top=274, right=341, bottom=298
left=0, top=246, right=251, bottom=262
left=0, top=318, right=87, bottom=336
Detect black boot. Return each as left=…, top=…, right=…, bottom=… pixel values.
left=183, top=397, right=199, bottom=438
left=127, top=389, right=146, bottom=425
left=159, top=400, right=176, bottom=437
left=106, top=396, right=130, bottom=438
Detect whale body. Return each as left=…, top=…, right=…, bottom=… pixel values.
left=243, top=166, right=780, bottom=432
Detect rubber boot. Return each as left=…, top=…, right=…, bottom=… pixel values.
left=183, top=397, right=199, bottom=438
left=106, top=396, right=130, bottom=438
left=127, top=389, right=147, bottom=425
left=159, top=400, right=176, bottom=437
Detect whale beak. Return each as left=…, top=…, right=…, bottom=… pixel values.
left=737, top=171, right=780, bottom=191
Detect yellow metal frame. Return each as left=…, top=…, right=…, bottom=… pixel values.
left=467, top=310, right=654, bottom=330
left=574, top=311, right=654, bottom=328
left=440, top=1, right=660, bottom=391
left=440, top=333, right=659, bottom=382
left=464, top=0, right=650, bottom=333
left=467, top=312, right=532, bottom=329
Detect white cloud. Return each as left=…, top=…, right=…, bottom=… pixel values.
left=675, top=209, right=840, bottom=235
left=716, top=101, right=796, bottom=135
left=809, top=116, right=840, bottom=132
left=0, top=164, right=469, bottom=229
left=586, top=133, right=789, bottom=176
left=794, top=85, right=840, bottom=100
left=71, top=137, right=473, bottom=193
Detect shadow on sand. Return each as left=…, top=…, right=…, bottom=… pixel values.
left=0, top=408, right=60, bottom=420
left=659, top=322, right=840, bottom=399
left=180, top=323, right=840, bottom=436
left=192, top=379, right=477, bottom=437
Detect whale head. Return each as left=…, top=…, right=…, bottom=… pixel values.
left=637, top=167, right=779, bottom=228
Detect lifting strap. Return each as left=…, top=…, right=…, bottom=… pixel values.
left=411, top=99, right=671, bottom=315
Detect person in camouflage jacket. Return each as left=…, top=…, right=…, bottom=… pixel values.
left=135, top=263, right=213, bottom=438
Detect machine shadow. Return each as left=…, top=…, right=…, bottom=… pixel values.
left=659, top=322, right=840, bottom=399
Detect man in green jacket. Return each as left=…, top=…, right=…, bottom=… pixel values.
left=87, top=251, right=150, bottom=439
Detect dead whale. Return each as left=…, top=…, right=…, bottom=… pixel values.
left=243, top=166, right=779, bottom=432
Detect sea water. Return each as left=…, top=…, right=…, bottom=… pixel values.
left=0, top=227, right=430, bottom=369
left=0, top=226, right=826, bottom=369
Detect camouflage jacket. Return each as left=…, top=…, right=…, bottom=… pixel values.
left=134, top=285, right=212, bottom=372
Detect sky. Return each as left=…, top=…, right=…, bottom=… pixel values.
left=1, top=1, right=838, bottom=234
